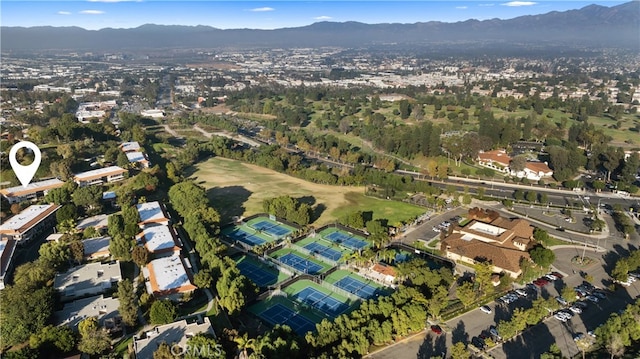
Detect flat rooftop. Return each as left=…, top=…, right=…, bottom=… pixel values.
left=138, top=225, right=181, bottom=253
left=120, top=141, right=141, bottom=152
left=134, top=318, right=213, bottom=359
left=55, top=294, right=119, bottom=328
left=83, top=236, right=111, bottom=257
left=0, top=204, right=59, bottom=234
left=144, top=252, right=195, bottom=295
left=76, top=214, right=109, bottom=230
left=54, top=261, right=121, bottom=294
left=137, top=201, right=169, bottom=225
left=126, top=151, right=146, bottom=163
left=0, top=178, right=64, bottom=197
left=74, top=166, right=127, bottom=181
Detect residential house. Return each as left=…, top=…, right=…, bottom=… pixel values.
left=76, top=214, right=109, bottom=233
left=126, top=151, right=150, bottom=168
left=133, top=317, right=214, bottom=359
left=441, top=208, right=534, bottom=278
left=0, top=178, right=64, bottom=204
left=0, top=204, right=60, bottom=244
left=73, top=166, right=127, bottom=187
left=54, top=261, right=122, bottom=299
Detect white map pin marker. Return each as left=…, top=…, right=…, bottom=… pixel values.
left=9, top=141, right=42, bottom=188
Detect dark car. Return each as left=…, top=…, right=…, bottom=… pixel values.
left=551, top=271, right=564, bottom=279
left=430, top=325, right=443, bottom=335
left=472, top=337, right=487, bottom=350
left=556, top=227, right=565, bottom=232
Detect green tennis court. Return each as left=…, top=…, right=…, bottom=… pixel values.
left=235, top=255, right=291, bottom=287
left=270, top=248, right=333, bottom=274
left=317, top=227, right=370, bottom=251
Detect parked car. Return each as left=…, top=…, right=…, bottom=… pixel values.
left=574, top=301, right=588, bottom=309
left=480, top=305, right=492, bottom=314
left=551, top=272, right=564, bottom=279
left=556, top=296, right=568, bottom=306
left=554, top=313, right=568, bottom=322
left=569, top=305, right=582, bottom=314
left=593, top=291, right=606, bottom=299
left=430, top=325, right=443, bottom=335
left=489, top=326, right=501, bottom=341
left=545, top=274, right=558, bottom=281
left=573, top=333, right=585, bottom=341
left=472, top=337, right=487, bottom=350
left=515, top=289, right=528, bottom=297
left=586, top=295, right=599, bottom=303
left=588, top=330, right=596, bottom=338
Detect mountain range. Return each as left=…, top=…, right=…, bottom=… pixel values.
left=2, top=1, right=638, bottom=52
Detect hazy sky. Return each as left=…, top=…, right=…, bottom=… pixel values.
left=1, top=1, right=629, bottom=30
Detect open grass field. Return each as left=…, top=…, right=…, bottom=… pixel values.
left=191, top=157, right=427, bottom=225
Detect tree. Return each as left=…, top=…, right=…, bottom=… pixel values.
left=69, top=240, right=85, bottom=264
left=72, top=185, right=102, bottom=210
left=575, top=336, right=592, bottom=359
left=525, top=191, right=537, bottom=203
left=78, top=327, right=111, bottom=355
left=530, top=246, right=555, bottom=269
left=38, top=241, right=70, bottom=270
left=117, top=279, right=139, bottom=327
left=154, top=342, right=175, bottom=359
left=150, top=299, right=177, bottom=324
left=194, top=269, right=213, bottom=289
left=450, top=341, right=469, bottom=359
left=456, top=281, right=476, bottom=308
left=110, top=235, right=133, bottom=261
left=56, top=204, right=77, bottom=224
left=117, top=151, right=130, bottom=168
left=605, top=333, right=625, bottom=359
left=474, top=260, right=494, bottom=296
left=108, top=214, right=125, bottom=238
left=132, top=245, right=149, bottom=267
left=510, top=155, right=527, bottom=173
left=561, top=286, right=577, bottom=304
left=426, top=285, right=448, bottom=319
left=234, top=332, right=255, bottom=359
left=29, top=325, right=76, bottom=353
left=398, top=99, right=411, bottom=119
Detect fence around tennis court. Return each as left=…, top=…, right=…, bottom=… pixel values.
left=287, top=243, right=339, bottom=267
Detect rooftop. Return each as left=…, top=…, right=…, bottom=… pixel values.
left=1, top=239, right=18, bottom=282
left=54, top=294, right=119, bottom=329
left=144, top=252, right=195, bottom=296
left=137, top=225, right=181, bottom=253
left=0, top=178, right=64, bottom=197
left=133, top=318, right=214, bottom=359
left=54, top=261, right=121, bottom=295
left=76, top=214, right=109, bottom=230
left=137, top=201, right=170, bottom=226
left=82, top=236, right=111, bottom=258
left=126, top=151, right=147, bottom=163
left=74, top=166, right=127, bottom=181
left=119, top=141, right=141, bottom=152
left=0, top=204, right=60, bottom=234
left=478, top=149, right=511, bottom=166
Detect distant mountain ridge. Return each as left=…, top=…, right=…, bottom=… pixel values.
left=2, top=1, right=638, bottom=52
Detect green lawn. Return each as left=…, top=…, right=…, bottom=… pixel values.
left=192, top=157, right=426, bottom=226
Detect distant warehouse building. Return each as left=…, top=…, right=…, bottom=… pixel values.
left=0, top=204, right=60, bottom=244
left=73, top=166, right=127, bottom=187
left=0, top=178, right=64, bottom=204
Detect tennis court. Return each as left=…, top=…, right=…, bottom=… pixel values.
left=324, top=230, right=368, bottom=250
left=294, top=287, right=349, bottom=317
left=279, top=252, right=324, bottom=275
left=259, top=303, right=316, bottom=335
left=335, top=276, right=378, bottom=299
left=225, top=228, right=267, bottom=246
left=303, top=242, right=342, bottom=261
left=236, top=260, right=278, bottom=287
left=251, top=220, right=292, bottom=238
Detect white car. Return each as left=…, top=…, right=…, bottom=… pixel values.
left=480, top=305, right=492, bottom=314
left=554, top=313, right=567, bottom=322
left=515, top=289, right=528, bottom=297
left=569, top=306, right=582, bottom=314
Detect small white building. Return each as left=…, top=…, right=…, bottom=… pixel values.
left=76, top=214, right=109, bottom=232
left=126, top=151, right=150, bottom=168
left=73, top=166, right=127, bottom=187
left=82, top=236, right=111, bottom=260
left=136, top=201, right=170, bottom=228
left=0, top=178, right=65, bottom=204
left=141, top=109, right=165, bottom=118
left=119, top=141, right=141, bottom=153
left=54, top=261, right=121, bottom=299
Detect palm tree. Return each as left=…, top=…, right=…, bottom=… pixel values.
left=234, top=333, right=255, bottom=359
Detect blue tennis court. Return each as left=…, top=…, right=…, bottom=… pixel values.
left=335, top=276, right=378, bottom=299
left=294, top=287, right=349, bottom=317
left=227, top=228, right=266, bottom=246
left=304, top=242, right=342, bottom=261
left=279, top=253, right=323, bottom=274
left=325, top=231, right=368, bottom=250
left=252, top=220, right=292, bottom=238
left=237, top=261, right=276, bottom=287
left=259, top=303, right=316, bottom=335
